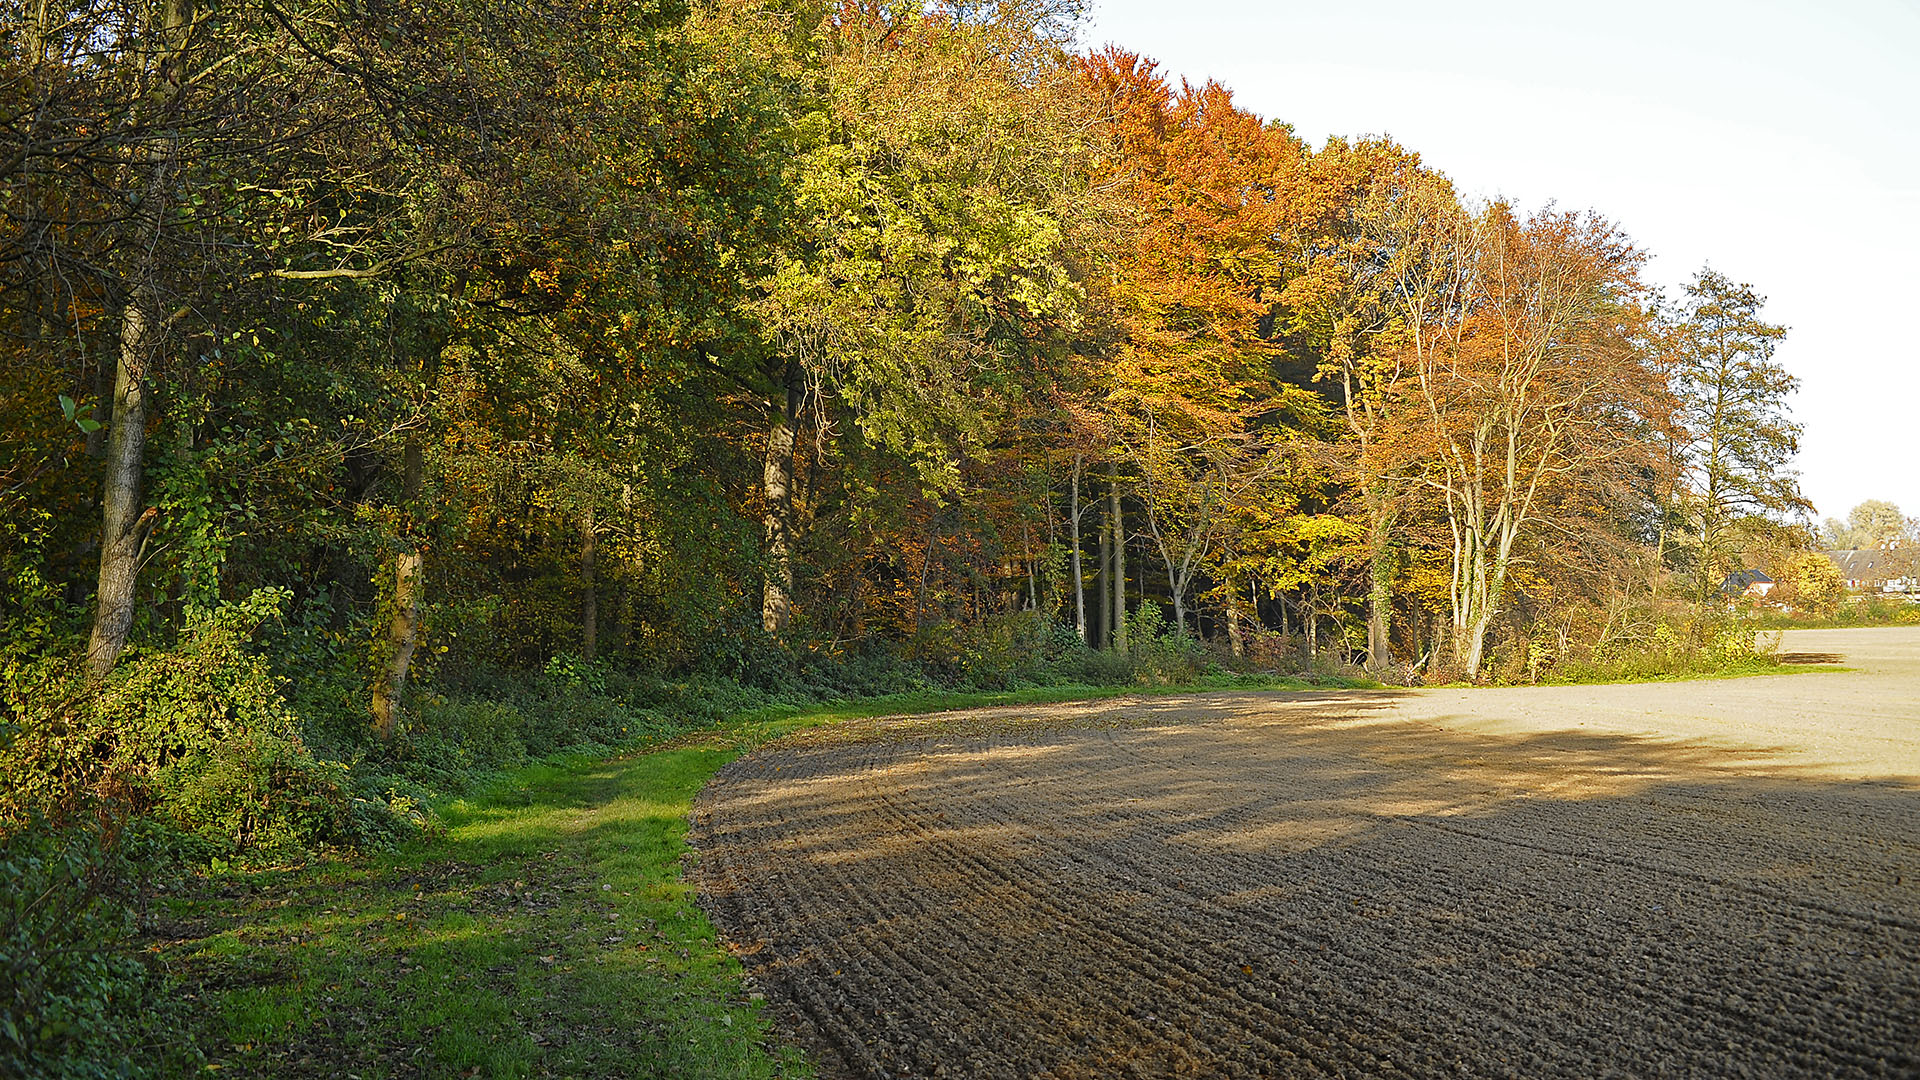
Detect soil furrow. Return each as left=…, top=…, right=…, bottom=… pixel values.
left=692, top=631, right=1920, bottom=1079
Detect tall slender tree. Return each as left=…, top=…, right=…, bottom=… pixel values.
left=1669, top=267, right=1805, bottom=599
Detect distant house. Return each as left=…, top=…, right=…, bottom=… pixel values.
left=1720, top=568, right=1774, bottom=601
left=1824, top=548, right=1920, bottom=596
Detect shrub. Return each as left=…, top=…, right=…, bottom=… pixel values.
left=795, top=643, right=931, bottom=700
left=1544, top=609, right=1775, bottom=685
left=0, top=821, right=173, bottom=1080
left=151, top=732, right=352, bottom=859
left=1048, top=643, right=1135, bottom=686
left=0, top=589, right=368, bottom=858
left=1037, top=622, right=1134, bottom=686
left=1126, top=604, right=1204, bottom=685
left=953, top=611, right=1052, bottom=689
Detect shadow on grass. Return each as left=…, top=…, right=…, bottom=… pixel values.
left=155, top=738, right=809, bottom=1079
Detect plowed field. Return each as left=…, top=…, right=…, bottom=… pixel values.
left=691, top=628, right=1920, bottom=1079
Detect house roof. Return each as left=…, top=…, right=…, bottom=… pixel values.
left=1721, top=568, right=1773, bottom=591
left=1825, top=549, right=1890, bottom=579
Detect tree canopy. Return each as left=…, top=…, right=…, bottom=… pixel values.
left=3, top=0, right=1819, bottom=825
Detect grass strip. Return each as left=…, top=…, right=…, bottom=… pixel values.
left=156, top=674, right=1351, bottom=1077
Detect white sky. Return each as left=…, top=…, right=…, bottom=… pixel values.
left=1084, top=0, right=1920, bottom=524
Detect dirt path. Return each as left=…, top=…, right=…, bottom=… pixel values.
left=692, top=628, right=1920, bottom=1079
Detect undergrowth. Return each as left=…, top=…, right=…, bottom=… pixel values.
left=1, top=588, right=1351, bottom=1079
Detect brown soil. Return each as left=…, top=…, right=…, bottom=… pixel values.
left=691, top=628, right=1920, bottom=1079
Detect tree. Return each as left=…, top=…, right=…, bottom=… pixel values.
left=1283, top=137, right=1441, bottom=667
left=755, top=1, right=1091, bottom=634
left=1822, top=500, right=1906, bottom=550
left=1078, top=49, right=1319, bottom=640
left=1773, top=549, right=1843, bottom=617
left=1669, top=267, right=1806, bottom=600
left=5, top=0, right=500, bottom=678
left=1389, top=201, right=1670, bottom=679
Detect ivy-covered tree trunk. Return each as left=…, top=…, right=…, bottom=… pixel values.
left=371, top=550, right=423, bottom=740
left=371, top=435, right=426, bottom=740
left=581, top=504, right=598, bottom=659
left=1109, top=467, right=1128, bottom=652
left=762, top=366, right=801, bottom=635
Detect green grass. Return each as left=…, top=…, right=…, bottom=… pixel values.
left=159, top=740, right=809, bottom=1078
left=1754, top=610, right=1920, bottom=630
left=157, top=672, right=1350, bottom=1078
left=1530, top=655, right=1812, bottom=686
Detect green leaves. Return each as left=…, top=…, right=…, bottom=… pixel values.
left=57, top=396, right=101, bottom=435
left=761, top=12, right=1090, bottom=488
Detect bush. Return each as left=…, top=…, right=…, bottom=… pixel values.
left=1038, top=622, right=1135, bottom=686
left=151, top=732, right=352, bottom=860
left=1126, top=604, right=1205, bottom=685
left=953, top=611, right=1052, bottom=689
left=1542, top=609, right=1775, bottom=685
left=795, top=643, right=932, bottom=700
left=1, top=589, right=372, bottom=858
left=0, top=821, right=174, bottom=1080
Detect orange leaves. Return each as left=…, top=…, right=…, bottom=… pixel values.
left=1078, top=49, right=1302, bottom=441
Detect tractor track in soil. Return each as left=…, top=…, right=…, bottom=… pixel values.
left=690, top=628, right=1920, bottom=1079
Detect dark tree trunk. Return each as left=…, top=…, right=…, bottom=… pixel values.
left=581, top=503, right=598, bottom=659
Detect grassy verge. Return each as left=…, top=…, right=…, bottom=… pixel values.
left=153, top=673, right=1353, bottom=1078
left=1754, top=594, right=1920, bottom=630
left=1531, top=655, right=1824, bottom=686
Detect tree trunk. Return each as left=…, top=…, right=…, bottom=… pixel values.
left=1226, top=587, right=1245, bottom=659
left=87, top=0, right=194, bottom=679
left=1651, top=486, right=1670, bottom=603
left=1410, top=602, right=1425, bottom=669
left=1023, top=524, right=1036, bottom=610
left=370, top=550, right=423, bottom=740
left=614, top=482, right=636, bottom=652
left=761, top=366, right=801, bottom=635
left=1457, top=518, right=1516, bottom=681
left=581, top=503, right=598, bottom=659
left=371, top=434, right=427, bottom=739
left=1366, top=502, right=1394, bottom=669
left=1069, top=459, right=1087, bottom=641
left=1096, top=498, right=1111, bottom=651
left=87, top=290, right=159, bottom=680
left=1306, top=588, right=1318, bottom=662
left=914, top=532, right=939, bottom=630
left=1109, top=467, right=1127, bottom=653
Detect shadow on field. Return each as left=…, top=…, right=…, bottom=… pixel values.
left=694, top=693, right=1920, bottom=1080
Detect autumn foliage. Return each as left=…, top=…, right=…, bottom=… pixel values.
left=3, top=0, right=1803, bottom=793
